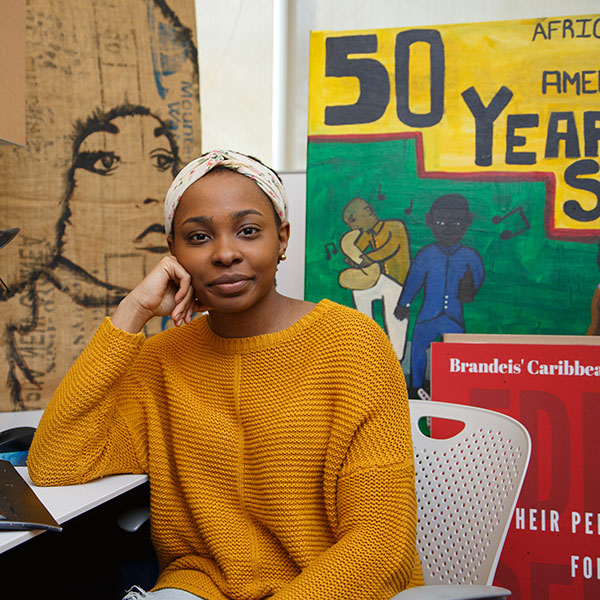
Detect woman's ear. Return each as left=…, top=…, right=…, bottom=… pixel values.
left=278, top=220, right=290, bottom=257
left=167, top=236, right=175, bottom=255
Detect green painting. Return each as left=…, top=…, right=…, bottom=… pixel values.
left=305, top=135, right=599, bottom=395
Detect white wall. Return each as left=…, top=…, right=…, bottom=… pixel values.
left=195, top=0, right=274, bottom=164
left=276, top=171, right=305, bottom=299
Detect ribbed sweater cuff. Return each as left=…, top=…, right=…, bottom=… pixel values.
left=70, top=317, right=147, bottom=381
left=103, top=316, right=147, bottom=345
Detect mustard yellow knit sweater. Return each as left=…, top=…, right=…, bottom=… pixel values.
left=29, top=299, right=423, bottom=599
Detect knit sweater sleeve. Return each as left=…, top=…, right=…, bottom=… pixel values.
left=28, top=317, right=150, bottom=486
left=272, top=314, right=421, bottom=599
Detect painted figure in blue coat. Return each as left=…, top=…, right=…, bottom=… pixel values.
left=394, top=194, right=485, bottom=395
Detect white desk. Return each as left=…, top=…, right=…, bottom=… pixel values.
left=0, top=409, right=148, bottom=553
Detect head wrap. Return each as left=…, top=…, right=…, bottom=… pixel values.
left=164, top=149, right=288, bottom=235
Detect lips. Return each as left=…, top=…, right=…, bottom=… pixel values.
left=207, top=274, right=253, bottom=295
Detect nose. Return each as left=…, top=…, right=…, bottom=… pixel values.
left=211, top=235, right=242, bottom=266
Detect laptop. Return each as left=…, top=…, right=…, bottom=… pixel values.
left=0, top=460, right=62, bottom=532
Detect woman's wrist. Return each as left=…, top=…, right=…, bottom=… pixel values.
left=111, top=295, right=154, bottom=333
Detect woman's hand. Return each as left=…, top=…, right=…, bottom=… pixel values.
left=111, top=256, right=210, bottom=333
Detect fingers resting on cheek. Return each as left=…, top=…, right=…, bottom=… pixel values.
left=172, top=286, right=213, bottom=327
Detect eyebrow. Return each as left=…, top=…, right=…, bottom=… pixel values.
left=232, top=209, right=264, bottom=219
left=181, top=209, right=265, bottom=227
left=182, top=216, right=213, bottom=226
left=154, top=125, right=169, bottom=138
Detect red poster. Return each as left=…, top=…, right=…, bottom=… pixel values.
left=430, top=341, right=600, bottom=600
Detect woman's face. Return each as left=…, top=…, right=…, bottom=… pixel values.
left=168, top=170, right=289, bottom=316
left=62, top=113, right=176, bottom=289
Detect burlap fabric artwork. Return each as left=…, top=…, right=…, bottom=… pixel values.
left=0, top=0, right=201, bottom=410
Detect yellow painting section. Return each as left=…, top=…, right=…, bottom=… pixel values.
left=308, top=16, right=600, bottom=233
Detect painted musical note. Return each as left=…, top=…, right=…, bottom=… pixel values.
left=405, top=198, right=414, bottom=216
left=491, top=205, right=530, bottom=240
left=324, top=242, right=338, bottom=260
left=377, top=183, right=385, bottom=202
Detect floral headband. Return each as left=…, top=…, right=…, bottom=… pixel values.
left=164, top=149, right=288, bottom=234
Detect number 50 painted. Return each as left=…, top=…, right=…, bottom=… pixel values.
left=324, top=31, right=445, bottom=127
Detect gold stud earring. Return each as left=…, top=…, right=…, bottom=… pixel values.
left=279, top=253, right=287, bottom=261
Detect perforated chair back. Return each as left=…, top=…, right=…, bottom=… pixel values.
left=408, top=400, right=531, bottom=586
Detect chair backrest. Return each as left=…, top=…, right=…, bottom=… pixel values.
left=408, top=400, right=531, bottom=586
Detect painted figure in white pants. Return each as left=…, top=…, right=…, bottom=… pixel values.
left=339, top=198, right=411, bottom=362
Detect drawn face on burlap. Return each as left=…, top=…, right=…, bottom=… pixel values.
left=59, top=105, right=180, bottom=291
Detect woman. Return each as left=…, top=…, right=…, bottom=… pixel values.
left=28, top=150, right=423, bottom=599
left=56, top=104, right=179, bottom=293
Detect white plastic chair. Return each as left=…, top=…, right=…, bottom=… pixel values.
left=392, top=400, right=531, bottom=600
